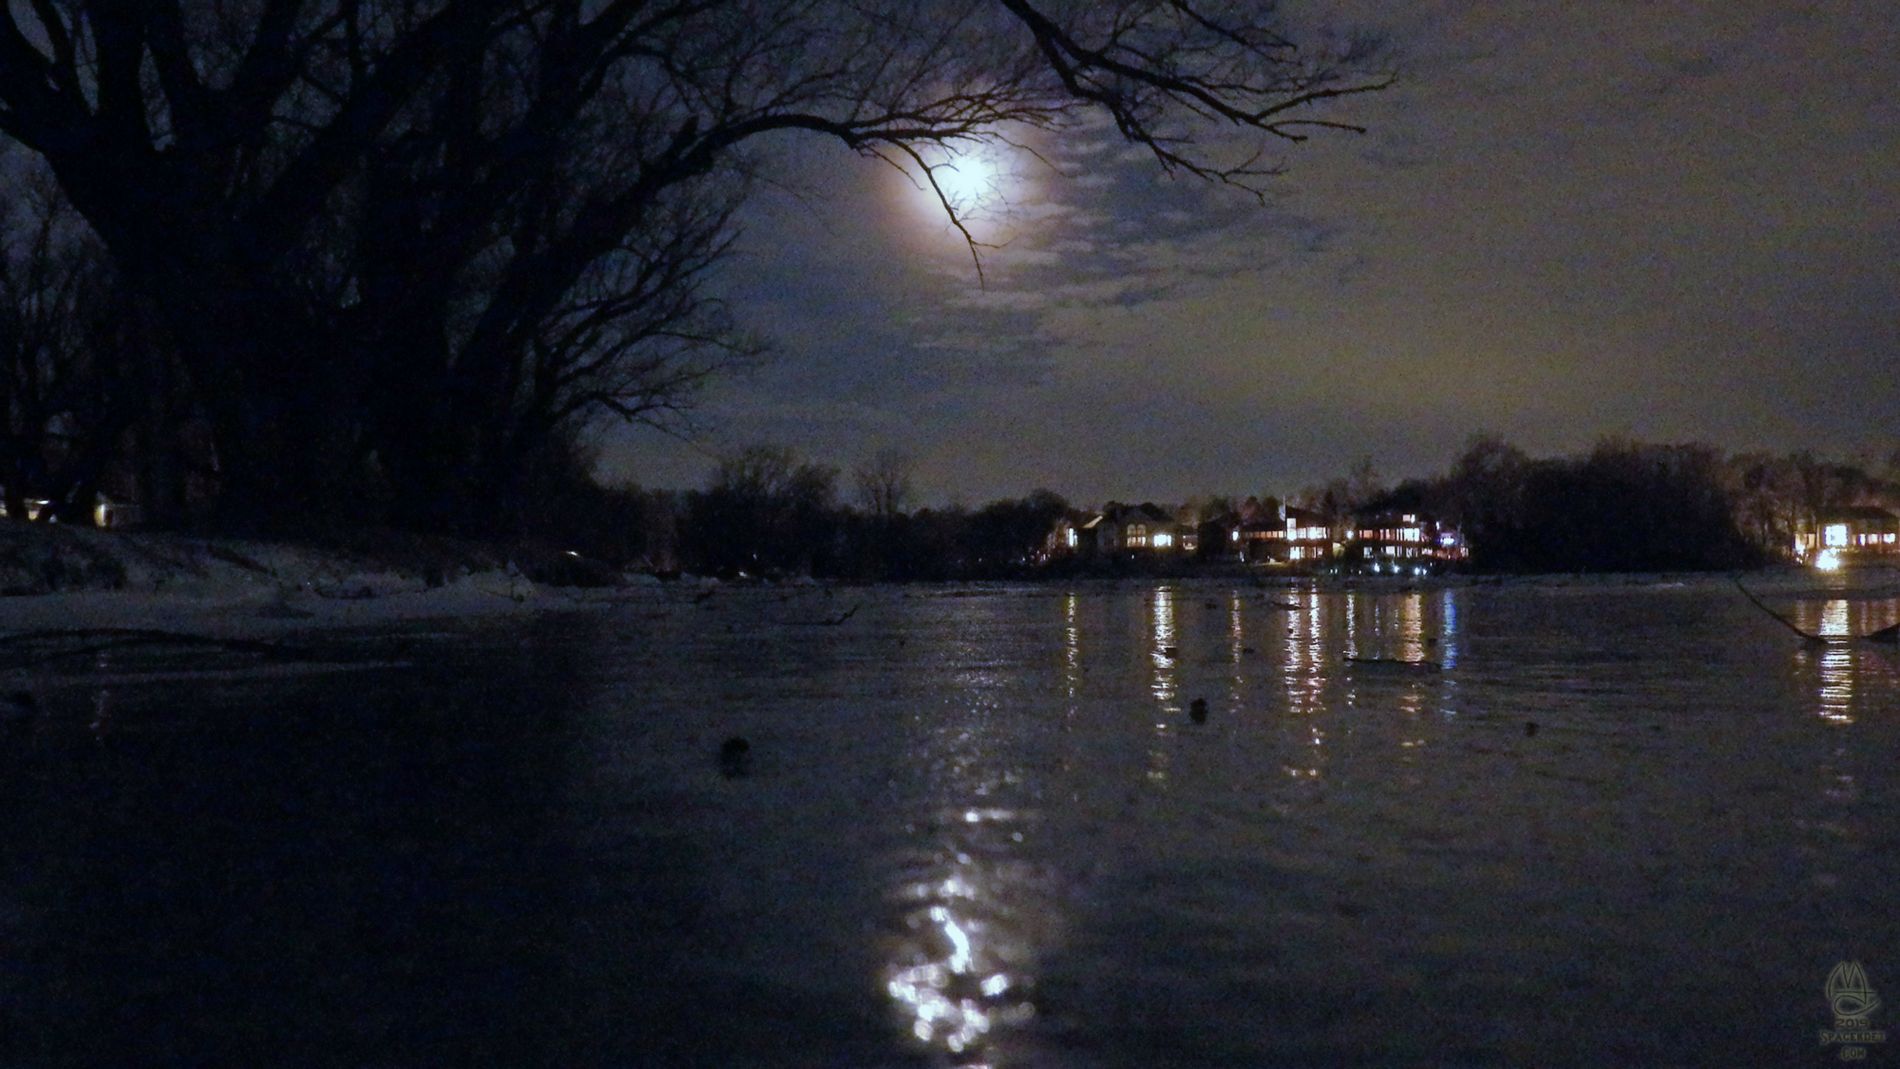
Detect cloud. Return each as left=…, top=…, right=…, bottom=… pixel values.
left=603, top=3, right=1900, bottom=504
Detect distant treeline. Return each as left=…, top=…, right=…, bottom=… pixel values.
left=523, top=436, right=1897, bottom=579
left=526, top=444, right=1071, bottom=581
left=1315, top=436, right=1895, bottom=573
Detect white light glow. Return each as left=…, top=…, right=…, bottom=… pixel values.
left=1153, top=532, right=1174, bottom=549
left=1825, top=523, right=1849, bottom=548
left=907, top=141, right=1021, bottom=231
left=931, top=152, right=997, bottom=212
left=1815, top=548, right=1843, bottom=572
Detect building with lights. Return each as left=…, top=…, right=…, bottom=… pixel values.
left=1049, top=500, right=1470, bottom=573
left=1283, top=505, right=1337, bottom=564
left=1794, top=506, right=1900, bottom=568
left=1058, top=502, right=1182, bottom=557
left=1234, top=516, right=1286, bottom=563
left=1347, top=511, right=1468, bottom=573
left=0, top=492, right=139, bottom=528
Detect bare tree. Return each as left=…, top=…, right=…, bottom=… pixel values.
left=0, top=1, right=1391, bottom=531
left=688, top=444, right=839, bottom=575
left=853, top=447, right=915, bottom=522
left=0, top=173, right=145, bottom=524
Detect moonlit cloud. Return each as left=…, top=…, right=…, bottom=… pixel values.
left=601, top=2, right=1900, bottom=505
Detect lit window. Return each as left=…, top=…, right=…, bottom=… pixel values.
left=1065, top=528, right=1077, bottom=548
left=1154, top=532, right=1174, bottom=549
left=1824, top=523, right=1849, bottom=548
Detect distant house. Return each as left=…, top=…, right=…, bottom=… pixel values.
left=1193, top=511, right=1242, bottom=559
left=1046, top=514, right=1084, bottom=558
left=1105, top=502, right=1180, bottom=552
left=1349, top=511, right=1468, bottom=572
left=1235, top=516, right=1286, bottom=563
left=1283, top=505, right=1336, bottom=564
left=93, top=496, right=140, bottom=528
left=1172, top=506, right=1205, bottom=554
left=1051, top=502, right=1183, bottom=558
left=1796, top=506, right=1900, bottom=567
left=0, top=492, right=137, bottom=529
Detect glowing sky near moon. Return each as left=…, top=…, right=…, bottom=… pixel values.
left=600, top=2, right=1900, bottom=507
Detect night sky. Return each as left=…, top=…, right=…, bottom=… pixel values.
left=599, top=2, right=1900, bottom=506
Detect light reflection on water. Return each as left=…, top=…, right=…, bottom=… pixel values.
left=1819, top=643, right=1855, bottom=724
left=885, top=812, right=1040, bottom=1064
left=1148, top=586, right=1176, bottom=709
left=1062, top=592, right=1080, bottom=707
left=1783, top=591, right=1900, bottom=724
left=881, top=599, right=1053, bottom=1067
left=7, top=579, right=1899, bottom=1068
left=1285, top=591, right=1324, bottom=719
left=1146, top=587, right=1177, bottom=787
left=1228, top=593, right=1245, bottom=712
left=1440, top=587, right=1462, bottom=670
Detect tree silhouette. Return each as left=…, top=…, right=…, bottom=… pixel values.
left=0, top=1, right=1389, bottom=532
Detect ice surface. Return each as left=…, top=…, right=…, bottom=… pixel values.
left=1, top=573, right=1897, bottom=1066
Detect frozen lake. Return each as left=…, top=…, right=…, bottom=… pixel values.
left=3, top=575, right=1897, bottom=1066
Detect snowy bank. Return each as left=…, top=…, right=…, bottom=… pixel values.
left=0, top=522, right=643, bottom=637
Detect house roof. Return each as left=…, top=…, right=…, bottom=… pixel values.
left=1103, top=502, right=1172, bottom=525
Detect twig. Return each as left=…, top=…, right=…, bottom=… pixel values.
left=1345, top=656, right=1441, bottom=672
left=1731, top=575, right=1828, bottom=645
left=796, top=604, right=859, bottom=627
left=0, top=627, right=323, bottom=668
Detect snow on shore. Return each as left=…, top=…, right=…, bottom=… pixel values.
left=0, top=523, right=650, bottom=639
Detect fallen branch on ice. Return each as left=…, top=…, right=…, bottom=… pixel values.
left=1730, top=576, right=1827, bottom=645
left=0, top=627, right=323, bottom=669
left=1345, top=656, right=1442, bottom=672
left=1729, top=575, right=1899, bottom=645
left=794, top=605, right=859, bottom=627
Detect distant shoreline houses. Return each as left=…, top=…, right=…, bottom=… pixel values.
left=1047, top=499, right=1470, bottom=574
left=0, top=494, right=138, bottom=528
left=1794, top=506, right=1900, bottom=570
left=1050, top=498, right=1900, bottom=573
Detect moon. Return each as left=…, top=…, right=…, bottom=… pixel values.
left=930, top=151, right=999, bottom=215
left=907, top=143, right=1018, bottom=224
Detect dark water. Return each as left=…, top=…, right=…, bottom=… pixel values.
left=2, top=577, right=1897, bottom=1066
